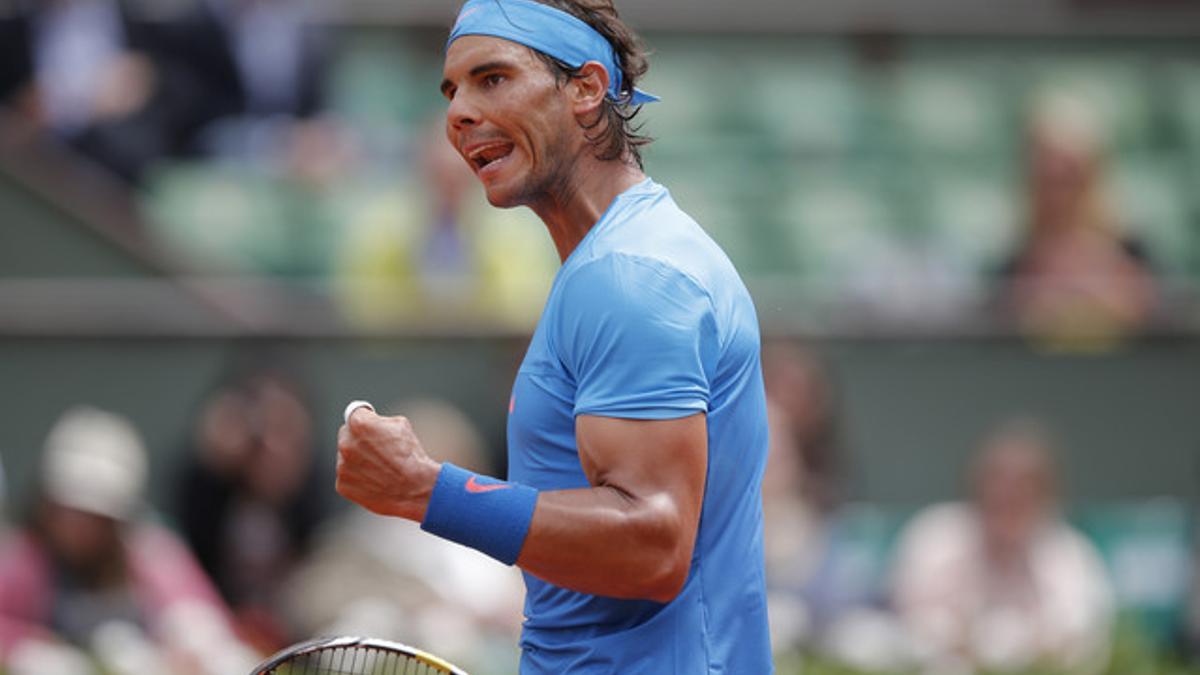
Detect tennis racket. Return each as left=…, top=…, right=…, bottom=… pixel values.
left=251, top=636, right=468, bottom=675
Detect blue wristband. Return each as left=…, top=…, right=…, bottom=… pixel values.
left=420, top=463, right=538, bottom=566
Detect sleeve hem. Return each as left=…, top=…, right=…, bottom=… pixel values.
left=574, top=402, right=708, bottom=420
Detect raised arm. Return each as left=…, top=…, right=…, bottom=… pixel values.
left=336, top=257, right=717, bottom=603
left=336, top=409, right=706, bottom=603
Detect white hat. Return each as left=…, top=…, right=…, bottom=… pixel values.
left=42, top=407, right=148, bottom=520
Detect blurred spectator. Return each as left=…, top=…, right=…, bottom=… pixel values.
left=762, top=341, right=842, bottom=514
left=336, top=121, right=557, bottom=329
left=0, top=0, right=233, bottom=182
left=0, top=406, right=256, bottom=675
left=176, top=0, right=335, bottom=169
left=194, top=0, right=325, bottom=120
left=198, top=0, right=326, bottom=120
left=175, top=367, right=327, bottom=653
left=891, top=419, right=1115, bottom=674
left=282, top=398, right=524, bottom=675
left=761, top=342, right=909, bottom=671
left=761, top=342, right=842, bottom=651
left=998, top=93, right=1158, bottom=349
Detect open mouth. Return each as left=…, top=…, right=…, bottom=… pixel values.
left=466, top=141, right=515, bottom=173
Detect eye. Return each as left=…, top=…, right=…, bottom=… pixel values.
left=482, top=73, right=505, bottom=88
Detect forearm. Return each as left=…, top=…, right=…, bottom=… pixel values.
left=340, top=409, right=706, bottom=604
left=517, top=486, right=693, bottom=602
left=417, top=464, right=696, bottom=603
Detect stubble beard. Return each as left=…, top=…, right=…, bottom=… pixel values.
left=503, top=124, right=582, bottom=212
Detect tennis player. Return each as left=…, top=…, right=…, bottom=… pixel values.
left=337, top=1, right=773, bottom=671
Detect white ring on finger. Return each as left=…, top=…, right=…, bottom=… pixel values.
left=343, top=400, right=375, bottom=425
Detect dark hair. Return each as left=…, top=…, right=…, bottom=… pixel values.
left=527, top=0, right=653, bottom=168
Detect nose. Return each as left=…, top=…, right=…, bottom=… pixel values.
left=447, top=90, right=481, bottom=132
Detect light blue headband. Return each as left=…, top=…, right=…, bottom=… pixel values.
left=448, top=0, right=660, bottom=106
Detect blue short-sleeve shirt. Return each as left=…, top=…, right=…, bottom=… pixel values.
left=507, top=178, right=773, bottom=673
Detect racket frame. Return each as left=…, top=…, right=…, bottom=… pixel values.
left=251, top=635, right=468, bottom=675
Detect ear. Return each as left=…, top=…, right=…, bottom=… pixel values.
left=569, top=61, right=610, bottom=116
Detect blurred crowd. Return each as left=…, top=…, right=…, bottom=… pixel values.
left=0, top=347, right=1198, bottom=674
left=0, top=366, right=525, bottom=675
left=0, top=0, right=558, bottom=325
left=758, top=343, right=1191, bottom=675
left=0, top=0, right=326, bottom=182
left=0, top=1, right=1185, bottom=344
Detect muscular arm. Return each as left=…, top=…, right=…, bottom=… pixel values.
left=517, top=413, right=707, bottom=602
left=337, top=410, right=707, bottom=603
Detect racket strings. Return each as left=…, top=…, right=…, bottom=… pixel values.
left=262, top=645, right=450, bottom=675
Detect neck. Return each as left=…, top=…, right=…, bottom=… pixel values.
left=529, top=156, right=646, bottom=263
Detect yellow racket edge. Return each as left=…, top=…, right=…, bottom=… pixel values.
left=359, top=637, right=466, bottom=673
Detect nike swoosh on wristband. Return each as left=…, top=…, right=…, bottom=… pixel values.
left=465, top=476, right=514, bottom=494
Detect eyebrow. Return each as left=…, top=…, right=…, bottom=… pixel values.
left=440, top=60, right=515, bottom=97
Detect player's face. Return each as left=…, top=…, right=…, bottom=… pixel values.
left=441, top=36, right=579, bottom=208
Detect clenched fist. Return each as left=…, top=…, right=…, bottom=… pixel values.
left=336, top=406, right=441, bottom=521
